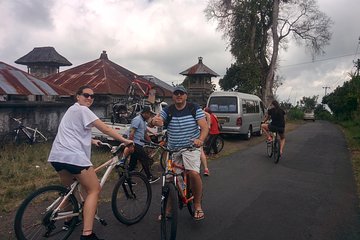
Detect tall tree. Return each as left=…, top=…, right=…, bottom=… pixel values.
left=205, top=0, right=333, bottom=106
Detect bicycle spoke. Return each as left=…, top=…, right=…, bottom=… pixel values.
left=14, top=185, right=79, bottom=240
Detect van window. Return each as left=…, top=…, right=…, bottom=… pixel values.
left=242, top=100, right=260, bottom=114
left=208, top=96, right=238, bottom=113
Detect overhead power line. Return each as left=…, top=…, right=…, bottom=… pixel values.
left=280, top=53, right=357, bottom=68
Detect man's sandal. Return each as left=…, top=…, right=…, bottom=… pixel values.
left=193, top=209, right=205, bottom=221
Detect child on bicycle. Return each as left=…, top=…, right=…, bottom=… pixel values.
left=261, top=100, right=286, bottom=155
left=48, top=85, right=133, bottom=240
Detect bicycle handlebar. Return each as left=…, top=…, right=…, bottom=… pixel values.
left=98, top=141, right=133, bottom=155
left=140, top=139, right=197, bottom=153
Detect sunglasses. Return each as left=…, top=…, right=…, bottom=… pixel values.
left=173, top=91, right=185, bottom=96
left=81, top=93, right=95, bottom=99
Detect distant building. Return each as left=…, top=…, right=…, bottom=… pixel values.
left=0, top=61, right=73, bottom=102
left=180, top=57, right=219, bottom=106
left=15, top=46, right=72, bottom=78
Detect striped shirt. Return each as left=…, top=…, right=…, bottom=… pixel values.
left=160, top=103, right=205, bottom=150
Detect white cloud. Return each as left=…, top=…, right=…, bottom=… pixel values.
left=0, top=0, right=359, bottom=105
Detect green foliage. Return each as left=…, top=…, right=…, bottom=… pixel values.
left=219, top=63, right=261, bottom=94
left=286, top=107, right=304, bottom=120
left=0, top=143, right=110, bottom=213
left=322, top=76, right=360, bottom=120
left=300, top=95, right=318, bottom=110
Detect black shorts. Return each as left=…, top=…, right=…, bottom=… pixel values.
left=268, top=124, right=285, bottom=134
left=50, top=162, right=90, bottom=175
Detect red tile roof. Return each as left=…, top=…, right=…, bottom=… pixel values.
left=45, top=51, right=172, bottom=96
left=0, top=61, right=73, bottom=95
left=180, top=57, right=219, bottom=77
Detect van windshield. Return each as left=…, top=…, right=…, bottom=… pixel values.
left=208, top=96, right=237, bottom=113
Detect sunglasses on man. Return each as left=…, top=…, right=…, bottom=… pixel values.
left=81, top=93, right=95, bottom=99
left=173, top=91, right=186, bottom=96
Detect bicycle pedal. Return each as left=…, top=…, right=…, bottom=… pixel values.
left=99, top=218, right=107, bottom=226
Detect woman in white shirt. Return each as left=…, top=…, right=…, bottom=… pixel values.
left=48, top=85, right=133, bottom=240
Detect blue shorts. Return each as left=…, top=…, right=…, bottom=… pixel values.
left=50, top=162, right=90, bottom=175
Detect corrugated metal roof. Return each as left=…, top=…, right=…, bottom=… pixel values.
left=180, top=57, right=219, bottom=77
left=15, top=47, right=72, bottom=66
left=45, top=51, right=173, bottom=97
left=0, top=62, right=73, bottom=95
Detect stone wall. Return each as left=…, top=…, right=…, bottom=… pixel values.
left=0, top=102, right=110, bottom=138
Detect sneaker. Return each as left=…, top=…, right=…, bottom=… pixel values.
left=80, top=232, right=104, bottom=240
left=62, top=218, right=81, bottom=231
left=148, top=175, right=160, bottom=184
left=203, top=168, right=210, bottom=176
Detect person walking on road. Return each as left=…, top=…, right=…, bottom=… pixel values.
left=150, top=85, right=209, bottom=220
left=48, top=85, right=133, bottom=240
left=128, top=106, right=160, bottom=184
left=261, top=100, right=286, bottom=155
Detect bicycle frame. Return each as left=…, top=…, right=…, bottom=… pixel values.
left=131, top=79, right=152, bottom=96
left=49, top=145, right=125, bottom=222
left=11, top=118, right=47, bottom=143
left=162, top=148, right=196, bottom=205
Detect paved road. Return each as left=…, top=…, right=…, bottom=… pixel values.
left=70, top=121, right=360, bottom=240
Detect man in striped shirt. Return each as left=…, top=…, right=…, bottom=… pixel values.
left=150, top=85, right=209, bottom=220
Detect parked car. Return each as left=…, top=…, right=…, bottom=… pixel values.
left=303, top=109, right=315, bottom=121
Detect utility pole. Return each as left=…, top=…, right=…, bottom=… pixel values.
left=323, top=86, right=330, bottom=96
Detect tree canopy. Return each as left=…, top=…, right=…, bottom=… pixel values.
left=205, top=0, right=333, bottom=106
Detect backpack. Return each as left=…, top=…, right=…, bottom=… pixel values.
left=164, top=102, right=197, bottom=128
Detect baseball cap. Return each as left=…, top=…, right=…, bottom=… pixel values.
left=172, top=85, right=187, bottom=94
left=141, top=106, right=156, bottom=115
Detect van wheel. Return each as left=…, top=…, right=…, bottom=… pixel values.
left=244, top=127, right=252, bottom=140
left=255, top=127, right=263, bottom=136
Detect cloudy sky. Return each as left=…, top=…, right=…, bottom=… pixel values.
left=1, top=0, right=359, bottom=105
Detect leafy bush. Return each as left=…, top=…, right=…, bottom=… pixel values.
left=286, top=108, right=304, bottom=120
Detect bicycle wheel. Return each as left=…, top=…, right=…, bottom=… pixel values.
left=111, top=171, right=152, bottom=225
left=273, top=137, right=281, bottom=164
left=3, top=131, right=29, bottom=145
left=266, top=141, right=273, bottom=158
left=14, top=185, right=79, bottom=240
left=126, top=85, right=142, bottom=102
left=186, top=188, right=195, bottom=217
left=212, top=136, right=224, bottom=154
left=152, top=86, right=165, bottom=103
left=161, top=182, right=178, bottom=240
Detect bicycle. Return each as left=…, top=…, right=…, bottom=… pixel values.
left=143, top=139, right=168, bottom=172
left=126, top=77, right=165, bottom=104
left=142, top=140, right=196, bottom=240
left=266, top=131, right=281, bottom=163
left=2, top=117, right=51, bottom=145
left=204, top=134, right=224, bottom=155
left=14, top=142, right=152, bottom=240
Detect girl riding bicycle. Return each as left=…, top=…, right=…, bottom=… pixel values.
left=261, top=100, right=286, bottom=156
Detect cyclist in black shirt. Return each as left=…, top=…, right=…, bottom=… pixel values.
left=261, top=100, right=286, bottom=155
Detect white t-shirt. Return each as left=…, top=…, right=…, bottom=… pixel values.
left=48, top=103, right=99, bottom=166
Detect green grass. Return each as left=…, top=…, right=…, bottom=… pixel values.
left=338, top=120, right=360, bottom=199
left=0, top=143, right=110, bottom=212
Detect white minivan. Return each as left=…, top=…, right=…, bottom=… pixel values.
left=207, top=91, right=265, bottom=139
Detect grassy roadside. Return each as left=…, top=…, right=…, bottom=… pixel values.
left=339, top=121, right=360, bottom=198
